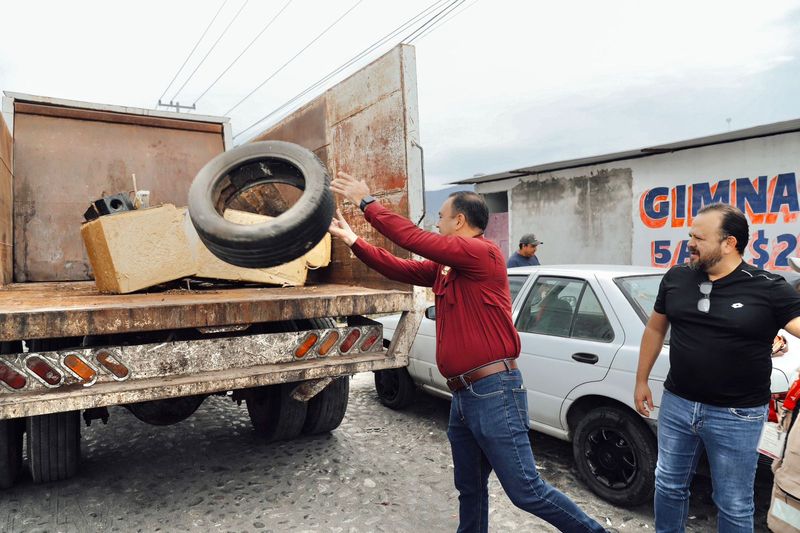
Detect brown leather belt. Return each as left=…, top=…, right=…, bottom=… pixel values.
left=446, top=359, right=518, bottom=392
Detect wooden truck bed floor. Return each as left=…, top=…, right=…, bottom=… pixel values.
left=0, top=281, right=412, bottom=341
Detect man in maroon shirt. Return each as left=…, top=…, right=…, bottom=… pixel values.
left=329, top=172, right=605, bottom=533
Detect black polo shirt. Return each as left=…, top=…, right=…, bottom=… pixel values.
left=654, top=261, right=800, bottom=407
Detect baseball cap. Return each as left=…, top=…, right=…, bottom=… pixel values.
left=520, top=234, right=542, bottom=246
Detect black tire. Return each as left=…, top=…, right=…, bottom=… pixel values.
left=572, top=406, right=657, bottom=507
left=374, top=367, right=416, bottom=410
left=303, top=377, right=350, bottom=435
left=126, top=395, right=206, bottom=426
left=27, top=411, right=81, bottom=484
left=188, top=141, right=334, bottom=268
left=246, top=383, right=308, bottom=442
left=0, top=418, right=24, bottom=489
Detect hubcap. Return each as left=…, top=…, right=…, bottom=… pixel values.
left=583, top=427, right=637, bottom=489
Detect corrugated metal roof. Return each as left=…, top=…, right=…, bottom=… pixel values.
left=455, top=117, right=800, bottom=185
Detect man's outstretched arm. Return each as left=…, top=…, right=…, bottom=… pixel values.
left=329, top=209, right=437, bottom=287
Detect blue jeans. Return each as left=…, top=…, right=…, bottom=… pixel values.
left=447, top=368, right=605, bottom=533
left=654, top=389, right=768, bottom=533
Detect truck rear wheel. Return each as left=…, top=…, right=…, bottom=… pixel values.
left=303, top=377, right=350, bottom=435
left=0, top=418, right=24, bottom=489
left=27, top=411, right=81, bottom=484
left=246, top=384, right=308, bottom=442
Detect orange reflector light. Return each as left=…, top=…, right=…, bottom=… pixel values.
left=63, top=354, right=96, bottom=383
left=295, top=333, right=319, bottom=358
left=96, top=351, right=129, bottom=379
left=317, top=331, right=340, bottom=356
left=359, top=328, right=381, bottom=352
left=25, top=356, right=62, bottom=386
left=0, top=362, right=26, bottom=390
left=339, top=329, right=361, bottom=353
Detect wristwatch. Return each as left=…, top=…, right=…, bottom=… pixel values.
left=359, top=195, right=377, bottom=212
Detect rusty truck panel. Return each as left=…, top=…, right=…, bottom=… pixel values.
left=0, top=113, right=11, bottom=286
left=6, top=93, right=230, bottom=282
left=252, top=44, right=423, bottom=291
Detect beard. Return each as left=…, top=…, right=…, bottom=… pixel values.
left=689, top=247, right=723, bottom=271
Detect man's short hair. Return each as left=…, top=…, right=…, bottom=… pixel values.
left=448, top=191, right=489, bottom=231
left=697, top=203, right=749, bottom=254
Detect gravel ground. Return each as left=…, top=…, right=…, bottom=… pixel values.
left=0, top=373, right=775, bottom=532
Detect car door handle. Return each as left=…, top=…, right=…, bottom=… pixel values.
left=572, top=352, right=599, bottom=364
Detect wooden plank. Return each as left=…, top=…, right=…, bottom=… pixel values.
left=0, top=113, right=11, bottom=286
left=0, top=281, right=412, bottom=341
left=14, top=102, right=224, bottom=134
left=13, top=111, right=226, bottom=282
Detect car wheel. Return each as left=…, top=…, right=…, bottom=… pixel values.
left=188, top=140, right=334, bottom=268
left=374, top=368, right=415, bottom=410
left=572, top=406, right=656, bottom=507
left=246, top=383, right=308, bottom=442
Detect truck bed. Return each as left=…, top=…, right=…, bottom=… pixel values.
left=0, top=281, right=412, bottom=341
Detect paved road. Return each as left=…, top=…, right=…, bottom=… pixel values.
left=0, top=373, right=775, bottom=532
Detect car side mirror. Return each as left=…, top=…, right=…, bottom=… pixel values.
left=424, top=305, right=436, bottom=320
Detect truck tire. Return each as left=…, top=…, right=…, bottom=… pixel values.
left=302, top=377, right=350, bottom=435
left=126, top=395, right=206, bottom=426
left=188, top=141, right=334, bottom=268
left=374, top=368, right=416, bottom=410
left=27, top=411, right=81, bottom=484
left=0, top=418, right=24, bottom=489
left=246, top=384, right=308, bottom=442
left=572, top=406, right=657, bottom=507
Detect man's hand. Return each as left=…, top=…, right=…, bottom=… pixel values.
left=772, top=334, right=788, bottom=357
left=634, top=381, right=654, bottom=417
left=328, top=209, right=358, bottom=246
left=331, top=171, right=371, bottom=207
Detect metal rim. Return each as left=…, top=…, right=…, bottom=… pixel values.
left=583, top=427, right=638, bottom=489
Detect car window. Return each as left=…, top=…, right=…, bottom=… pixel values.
left=516, top=277, right=582, bottom=337
left=571, top=285, right=614, bottom=342
left=516, top=276, right=614, bottom=342
left=615, top=274, right=663, bottom=324
left=508, top=275, right=527, bottom=305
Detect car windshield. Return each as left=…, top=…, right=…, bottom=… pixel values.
left=614, top=274, right=664, bottom=325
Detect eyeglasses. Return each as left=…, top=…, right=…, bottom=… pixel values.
left=697, top=281, right=712, bottom=313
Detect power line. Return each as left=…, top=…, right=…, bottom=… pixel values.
left=412, top=0, right=478, bottom=43
left=224, top=0, right=365, bottom=116
left=192, top=0, right=294, bottom=106
left=170, top=0, right=250, bottom=103
left=157, top=1, right=228, bottom=106
left=403, top=0, right=463, bottom=44
left=233, top=0, right=449, bottom=141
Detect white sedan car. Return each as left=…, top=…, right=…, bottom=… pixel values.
left=374, top=265, right=800, bottom=507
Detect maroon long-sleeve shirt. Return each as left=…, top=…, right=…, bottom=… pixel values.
left=351, top=203, right=520, bottom=377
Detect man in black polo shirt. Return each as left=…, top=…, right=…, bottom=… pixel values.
left=634, top=203, right=800, bottom=533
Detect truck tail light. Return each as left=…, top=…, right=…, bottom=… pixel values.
left=317, top=331, right=340, bottom=356
left=295, top=333, right=319, bottom=358
left=95, top=351, right=130, bottom=380
left=359, top=328, right=381, bottom=352
left=339, top=329, right=361, bottom=353
left=63, top=354, right=97, bottom=384
left=25, top=356, right=63, bottom=386
left=0, top=362, right=27, bottom=390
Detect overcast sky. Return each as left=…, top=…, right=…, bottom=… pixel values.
left=1, top=0, right=799, bottom=189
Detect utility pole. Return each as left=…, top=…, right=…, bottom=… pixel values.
left=156, top=99, right=196, bottom=113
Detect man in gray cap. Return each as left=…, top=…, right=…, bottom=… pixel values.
left=507, top=234, right=542, bottom=267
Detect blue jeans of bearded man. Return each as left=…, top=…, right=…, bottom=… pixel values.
left=654, top=389, right=768, bottom=533
left=447, top=368, right=606, bottom=533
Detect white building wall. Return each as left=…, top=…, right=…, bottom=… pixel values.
left=476, top=132, right=800, bottom=269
